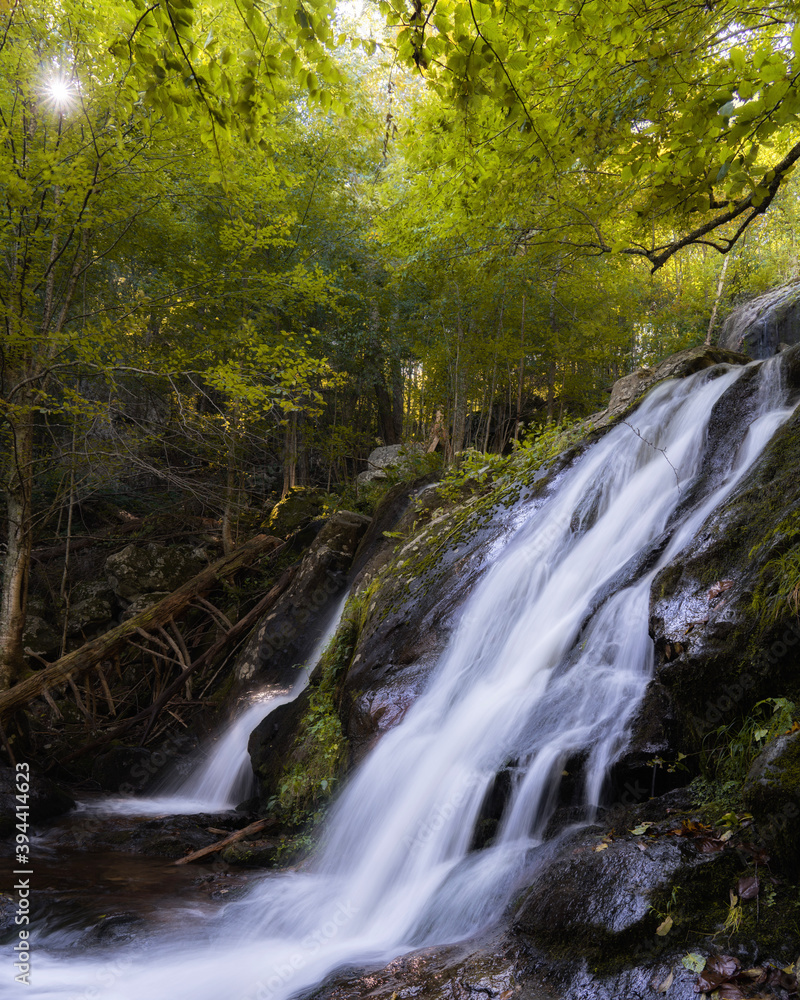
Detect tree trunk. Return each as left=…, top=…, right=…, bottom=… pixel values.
left=705, top=254, right=731, bottom=347
left=0, top=400, right=34, bottom=691
left=514, top=294, right=526, bottom=442
left=391, top=362, right=404, bottom=442
left=375, top=380, right=399, bottom=445
left=282, top=413, right=298, bottom=499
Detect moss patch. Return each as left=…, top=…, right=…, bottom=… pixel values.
left=270, top=587, right=374, bottom=840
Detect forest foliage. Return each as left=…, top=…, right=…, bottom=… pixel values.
left=1, top=0, right=799, bottom=684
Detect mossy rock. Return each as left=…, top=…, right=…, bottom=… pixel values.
left=743, top=730, right=800, bottom=874
left=105, top=542, right=207, bottom=600
left=220, top=839, right=279, bottom=866
left=268, top=488, right=327, bottom=538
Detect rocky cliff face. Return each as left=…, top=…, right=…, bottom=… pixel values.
left=720, top=282, right=800, bottom=359
left=251, top=344, right=800, bottom=1000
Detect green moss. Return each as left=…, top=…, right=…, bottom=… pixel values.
left=270, top=585, right=375, bottom=833
left=358, top=423, right=601, bottom=625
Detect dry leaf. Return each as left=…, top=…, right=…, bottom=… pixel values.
left=737, top=875, right=759, bottom=900
left=655, top=969, right=674, bottom=993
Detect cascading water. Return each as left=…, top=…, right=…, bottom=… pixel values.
left=27, top=357, right=797, bottom=1000
left=81, top=595, right=350, bottom=816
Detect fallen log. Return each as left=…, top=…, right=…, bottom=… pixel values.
left=56, top=563, right=297, bottom=763
left=172, top=818, right=276, bottom=865
left=0, top=534, right=282, bottom=719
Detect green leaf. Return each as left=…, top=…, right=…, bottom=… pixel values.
left=682, top=953, right=706, bottom=973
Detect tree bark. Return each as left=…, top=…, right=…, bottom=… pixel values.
left=0, top=398, right=34, bottom=690
left=375, top=379, right=400, bottom=444
left=705, top=254, right=731, bottom=347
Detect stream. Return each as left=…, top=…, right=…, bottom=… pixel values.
left=18, top=356, right=798, bottom=1000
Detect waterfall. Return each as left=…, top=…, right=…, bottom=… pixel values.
left=29, top=357, right=797, bottom=999
left=81, top=596, right=350, bottom=817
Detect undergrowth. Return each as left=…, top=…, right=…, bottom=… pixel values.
left=692, top=696, right=800, bottom=809
left=436, top=419, right=586, bottom=504
left=750, top=513, right=800, bottom=626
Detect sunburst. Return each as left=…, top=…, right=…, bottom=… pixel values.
left=39, top=74, right=78, bottom=114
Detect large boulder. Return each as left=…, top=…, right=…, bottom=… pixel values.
left=742, top=731, right=800, bottom=873
left=594, top=345, right=750, bottom=428
left=105, top=542, right=207, bottom=601
left=267, top=488, right=327, bottom=538
left=514, top=831, right=734, bottom=961
left=720, top=282, right=800, bottom=359
left=66, top=580, right=117, bottom=637
left=21, top=615, right=61, bottom=659
left=248, top=691, right=311, bottom=804
left=357, top=443, right=425, bottom=484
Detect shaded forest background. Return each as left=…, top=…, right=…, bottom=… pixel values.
left=2, top=0, right=800, bottom=687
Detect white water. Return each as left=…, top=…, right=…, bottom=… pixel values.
left=81, top=595, right=350, bottom=817
left=30, top=359, right=796, bottom=1000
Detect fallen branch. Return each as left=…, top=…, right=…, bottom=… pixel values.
left=56, top=563, right=297, bottom=763
left=0, top=534, right=282, bottom=719
left=172, top=818, right=276, bottom=865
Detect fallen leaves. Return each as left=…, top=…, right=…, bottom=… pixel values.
left=688, top=953, right=799, bottom=997
left=654, top=968, right=674, bottom=993
left=708, top=579, right=735, bottom=603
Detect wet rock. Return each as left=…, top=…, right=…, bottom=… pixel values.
left=742, top=730, right=800, bottom=873
left=720, top=282, right=800, bottom=359
left=0, top=893, right=17, bottom=941
left=236, top=510, right=371, bottom=684
left=347, top=662, right=429, bottom=766
left=515, top=834, right=680, bottom=954
left=514, top=830, right=739, bottom=963
left=0, top=766, right=75, bottom=837
left=105, top=542, right=207, bottom=601
left=267, top=487, right=327, bottom=538
left=638, top=382, right=800, bottom=761
left=220, top=838, right=279, bottom=866
left=315, top=930, right=543, bottom=1000
left=248, top=690, right=311, bottom=803
left=79, top=911, right=145, bottom=946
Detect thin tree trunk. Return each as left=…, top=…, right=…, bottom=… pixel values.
left=514, top=293, right=526, bottom=442
left=282, top=413, right=297, bottom=499
left=0, top=401, right=35, bottom=689
left=705, top=254, right=731, bottom=347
